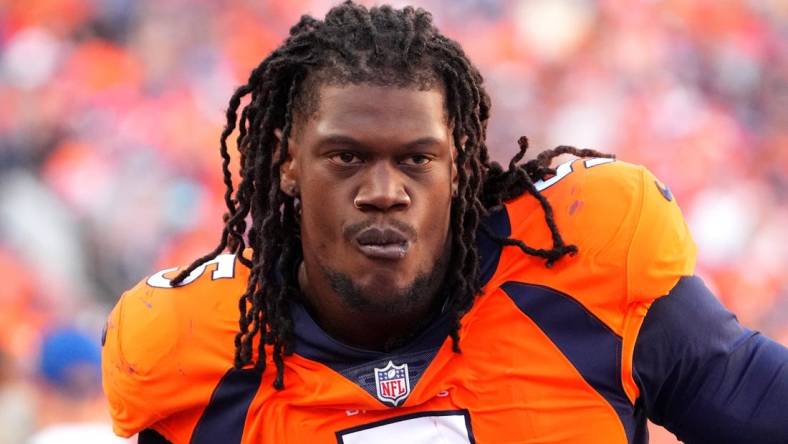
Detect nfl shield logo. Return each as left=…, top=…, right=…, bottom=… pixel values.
left=373, top=361, right=411, bottom=406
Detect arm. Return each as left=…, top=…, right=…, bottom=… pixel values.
left=634, top=275, right=788, bottom=443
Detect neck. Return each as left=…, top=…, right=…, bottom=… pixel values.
left=296, top=262, right=446, bottom=351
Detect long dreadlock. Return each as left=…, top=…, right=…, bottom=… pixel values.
left=171, top=1, right=613, bottom=390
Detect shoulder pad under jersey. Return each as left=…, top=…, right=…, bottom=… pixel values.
left=102, top=253, right=249, bottom=438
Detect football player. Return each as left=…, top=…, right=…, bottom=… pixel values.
left=102, top=2, right=788, bottom=443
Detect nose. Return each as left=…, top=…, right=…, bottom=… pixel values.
left=354, top=161, right=411, bottom=212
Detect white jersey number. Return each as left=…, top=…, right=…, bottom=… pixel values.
left=337, top=411, right=474, bottom=444
left=533, top=157, right=615, bottom=192
left=146, top=254, right=236, bottom=288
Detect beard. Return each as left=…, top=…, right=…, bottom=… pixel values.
left=319, top=243, right=451, bottom=318
left=321, top=267, right=439, bottom=316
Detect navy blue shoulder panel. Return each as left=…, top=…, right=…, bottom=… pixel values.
left=635, top=275, right=788, bottom=444
left=190, top=368, right=262, bottom=444
left=501, top=282, right=644, bottom=443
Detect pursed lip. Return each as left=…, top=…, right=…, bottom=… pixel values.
left=354, top=227, right=410, bottom=260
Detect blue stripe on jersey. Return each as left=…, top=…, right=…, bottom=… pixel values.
left=634, top=275, right=788, bottom=443
left=190, top=368, right=262, bottom=444
left=501, top=282, right=642, bottom=443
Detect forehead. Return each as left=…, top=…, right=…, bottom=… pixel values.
left=295, top=83, right=450, bottom=144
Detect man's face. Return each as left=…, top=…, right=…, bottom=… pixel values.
left=282, top=83, right=457, bottom=314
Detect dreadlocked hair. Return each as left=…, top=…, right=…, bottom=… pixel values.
left=171, top=1, right=613, bottom=389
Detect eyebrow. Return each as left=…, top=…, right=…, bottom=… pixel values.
left=316, top=134, right=444, bottom=149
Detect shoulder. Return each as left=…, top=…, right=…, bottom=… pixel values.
left=494, top=157, right=696, bottom=304
left=104, top=253, right=248, bottom=376
left=553, top=158, right=696, bottom=302
left=508, top=157, right=669, bottom=243
left=102, top=253, right=249, bottom=438
left=481, top=157, right=698, bottom=405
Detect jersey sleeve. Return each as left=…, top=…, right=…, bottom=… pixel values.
left=501, top=159, right=786, bottom=436
left=623, top=170, right=788, bottom=440
left=634, top=276, right=788, bottom=443
left=615, top=166, right=697, bottom=403
left=102, top=281, right=184, bottom=438
left=102, top=254, right=246, bottom=442
left=625, top=168, right=696, bottom=303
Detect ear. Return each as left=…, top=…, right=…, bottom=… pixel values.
left=275, top=128, right=299, bottom=197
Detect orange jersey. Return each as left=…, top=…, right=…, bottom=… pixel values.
left=102, top=158, right=697, bottom=443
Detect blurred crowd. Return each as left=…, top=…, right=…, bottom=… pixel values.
left=0, top=0, right=785, bottom=442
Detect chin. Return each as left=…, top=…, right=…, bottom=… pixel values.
left=323, top=265, right=433, bottom=316
left=357, top=266, right=412, bottom=285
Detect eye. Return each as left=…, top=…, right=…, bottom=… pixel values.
left=400, top=154, right=433, bottom=167
left=329, top=152, right=363, bottom=165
